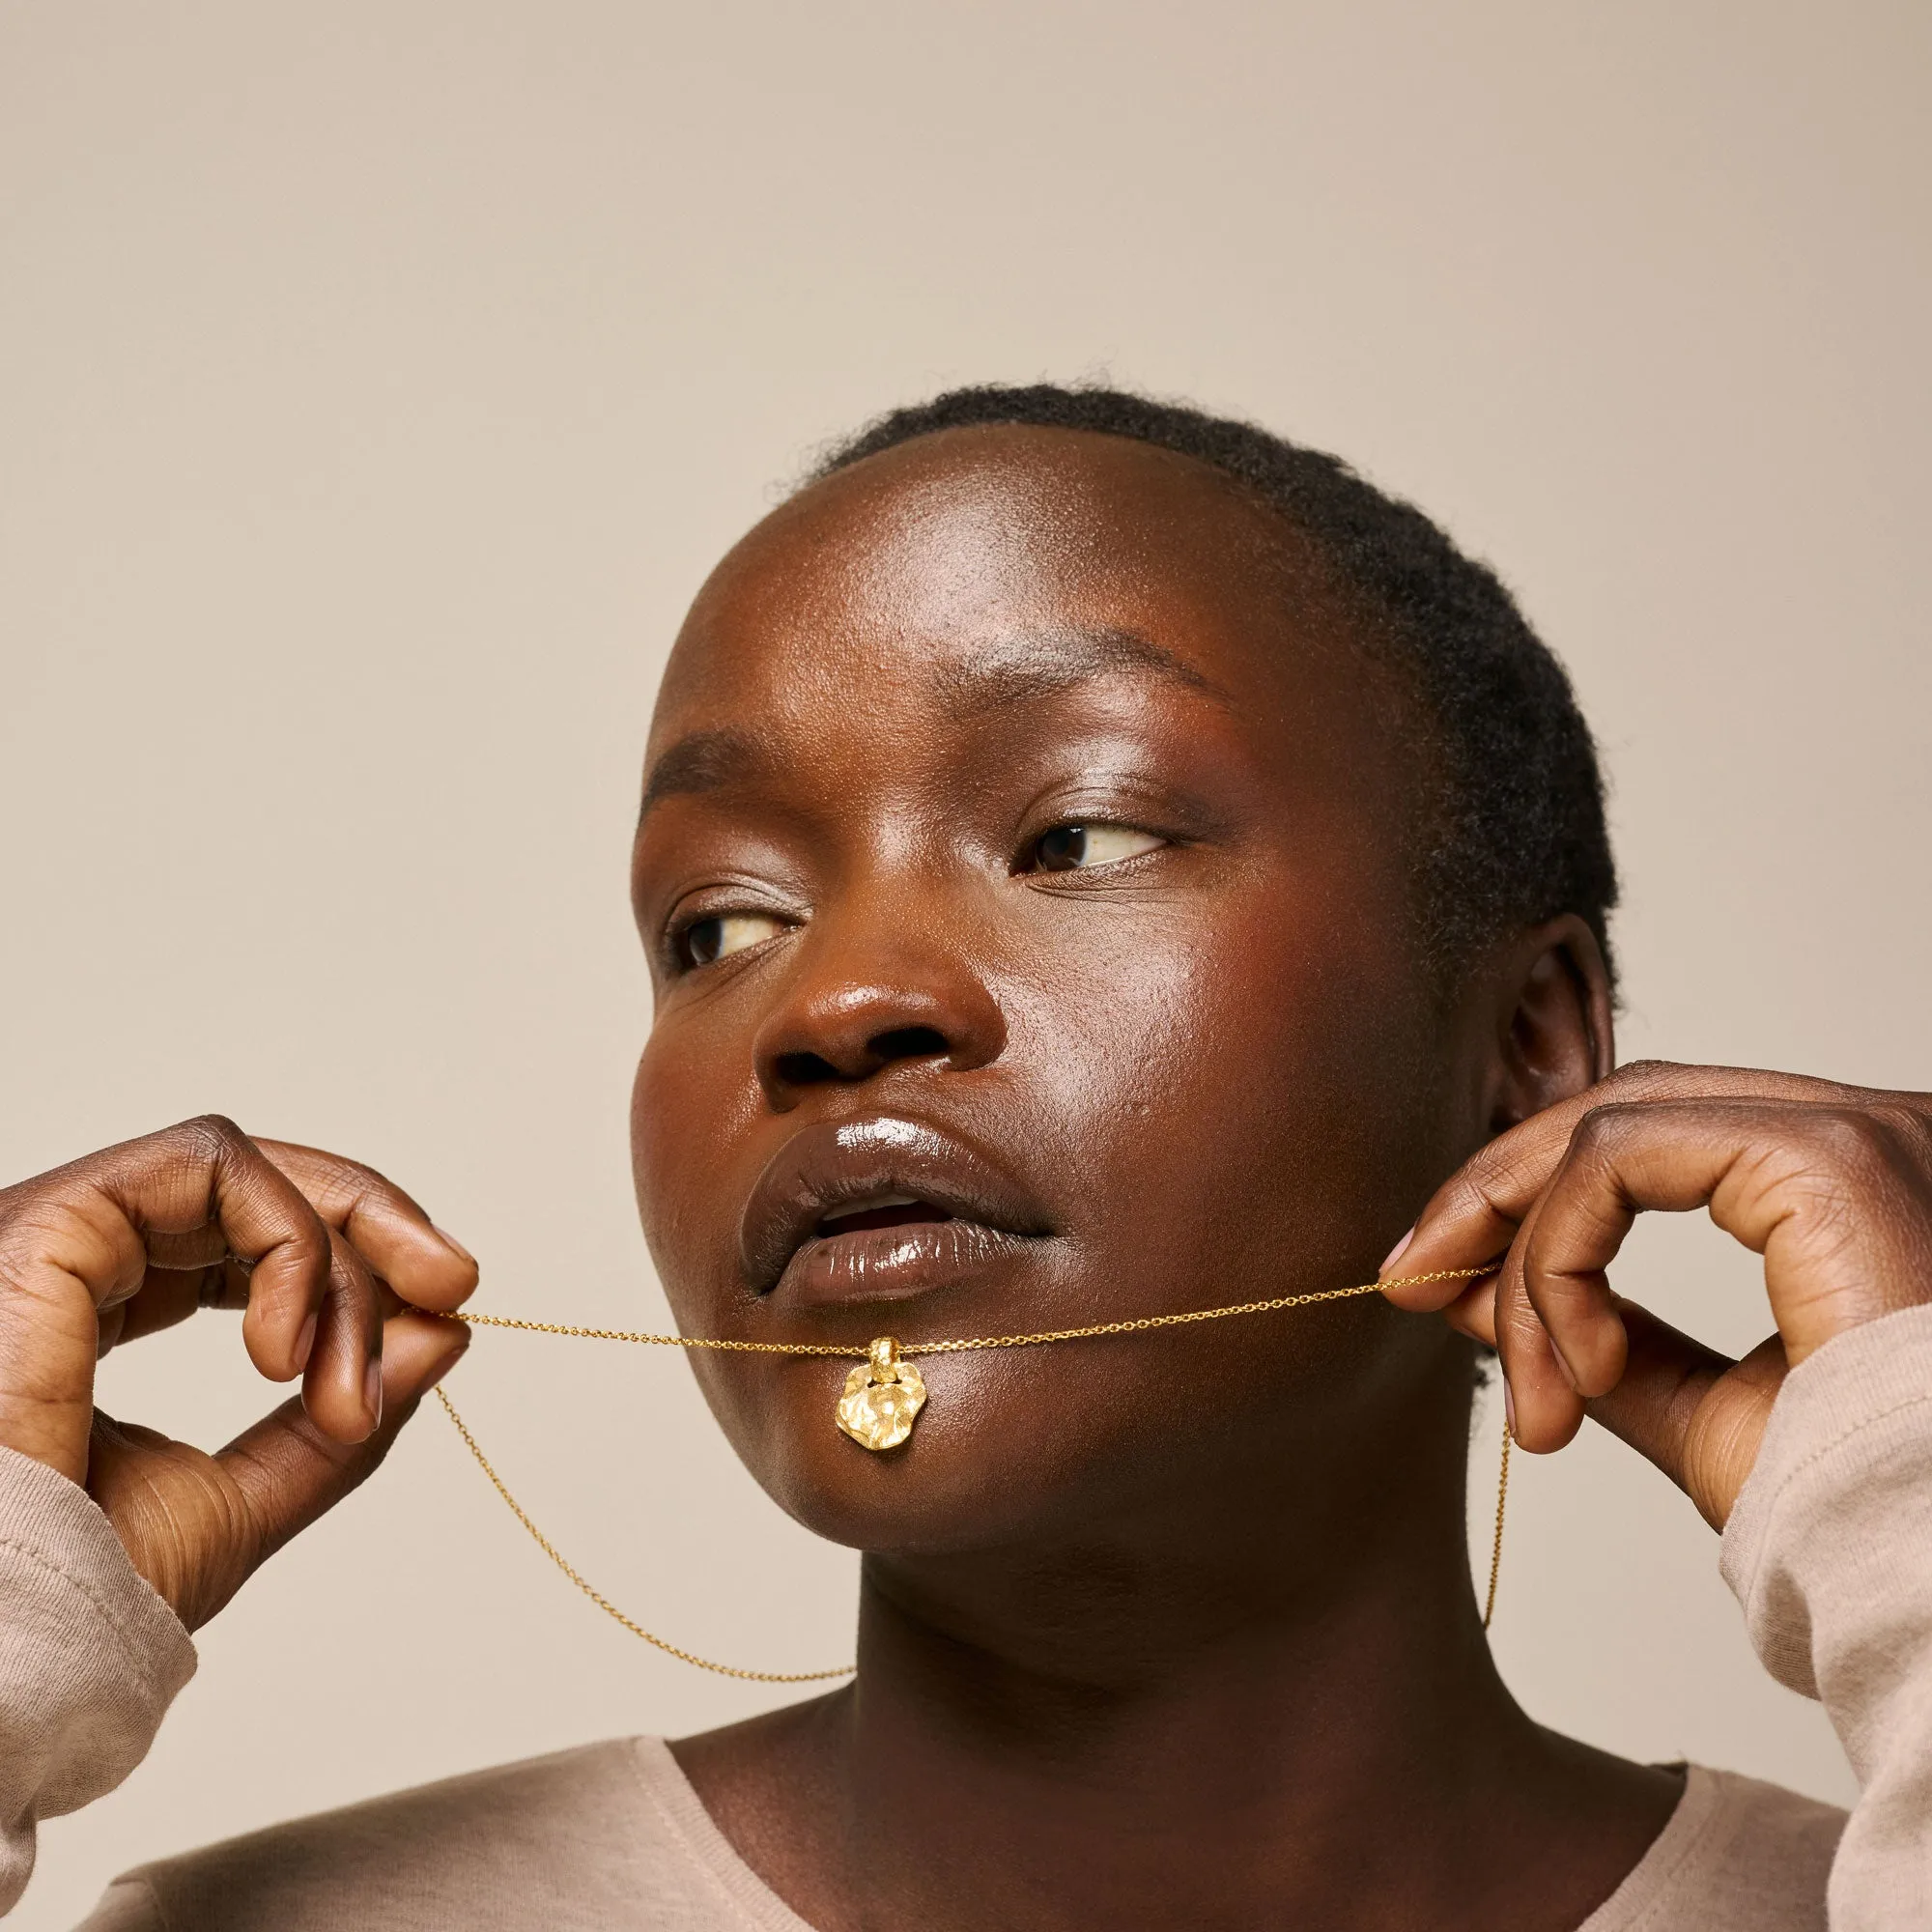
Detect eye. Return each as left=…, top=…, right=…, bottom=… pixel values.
left=678, top=911, right=786, bottom=968
left=1030, top=822, right=1166, bottom=872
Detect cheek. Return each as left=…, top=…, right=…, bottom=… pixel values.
left=629, top=1018, right=765, bottom=1292
left=1008, top=876, right=1434, bottom=1277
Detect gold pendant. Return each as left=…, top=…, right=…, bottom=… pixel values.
left=836, top=1336, right=926, bottom=1451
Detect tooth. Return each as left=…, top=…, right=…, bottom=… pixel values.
left=824, top=1193, right=919, bottom=1222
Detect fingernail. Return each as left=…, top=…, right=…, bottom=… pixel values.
left=431, top=1224, right=476, bottom=1266
left=1549, top=1341, right=1583, bottom=1394
left=1502, top=1380, right=1517, bottom=1439
left=364, top=1357, right=384, bottom=1430
left=295, top=1312, right=319, bottom=1372
left=1378, top=1227, right=1415, bottom=1278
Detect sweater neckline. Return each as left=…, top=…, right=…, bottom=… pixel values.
left=628, top=1736, right=1720, bottom=1932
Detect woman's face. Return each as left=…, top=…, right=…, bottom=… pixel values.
left=630, top=426, right=1485, bottom=1552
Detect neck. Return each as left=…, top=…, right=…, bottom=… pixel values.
left=673, top=1391, right=1675, bottom=1932
left=843, top=1437, right=1516, bottom=1911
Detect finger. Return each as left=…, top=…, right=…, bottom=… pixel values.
left=1515, top=1095, right=1932, bottom=1433
left=1585, top=1306, right=1787, bottom=1529
left=252, top=1140, right=478, bottom=1313
left=117, top=1250, right=410, bottom=1345
left=1577, top=1298, right=1732, bottom=1485
left=1386, top=1063, right=1886, bottom=1301
left=299, top=1228, right=386, bottom=1443
left=104, top=1235, right=383, bottom=1446
left=1493, top=1099, right=1757, bottom=1449
left=21, top=1117, right=333, bottom=1382
left=108, top=1247, right=262, bottom=1349
left=105, top=1265, right=208, bottom=1348
left=1491, top=1186, right=1594, bottom=1451
left=84, top=1407, right=221, bottom=1619
left=201, top=1312, right=468, bottom=1630
left=1441, top=1272, right=1499, bottom=1348
left=226, top=1310, right=468, bottom=1556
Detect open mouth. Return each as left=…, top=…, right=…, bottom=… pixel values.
left=740, top=1118, right=1054, bottom=1306
left=814, top=1194, right=956, bottom=1238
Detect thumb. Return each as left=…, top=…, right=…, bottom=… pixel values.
left=1581, top=1301, right=1786, bottom=1528
left=93, top=1312, right=467, bottom=1630
left=217, top=1311, right=469, bottom=1573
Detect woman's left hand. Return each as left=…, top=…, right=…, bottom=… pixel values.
left=1382, top=1063, right=1932, bottom=1529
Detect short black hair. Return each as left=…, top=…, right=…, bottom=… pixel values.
left=810, top=384, right=1617, bottom=990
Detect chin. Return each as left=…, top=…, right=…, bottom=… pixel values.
left=686, top=1316, right=1390, bottom=1556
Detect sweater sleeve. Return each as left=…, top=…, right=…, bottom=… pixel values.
left=0, top=1447, right=196, bottom=1918
left=1719, top=1303, right=1932, bottom=1930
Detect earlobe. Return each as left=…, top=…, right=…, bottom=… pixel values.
left=1490, top=917, right=1615, bottom=1132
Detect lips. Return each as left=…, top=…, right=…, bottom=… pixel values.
left=739, top=1116, right=1054, bottom=1304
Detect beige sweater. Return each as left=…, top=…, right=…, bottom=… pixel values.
left=9, top=1306, right=1932, bottom=1929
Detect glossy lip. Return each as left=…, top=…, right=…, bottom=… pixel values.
left=739, top=1115, right=1055, bottom=1307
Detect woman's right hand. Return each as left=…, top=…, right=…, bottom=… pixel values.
left=0, top=1116, right=475, bottom=1631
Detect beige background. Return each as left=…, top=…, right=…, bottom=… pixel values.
left=2, top=1, right=1927, bottom=1921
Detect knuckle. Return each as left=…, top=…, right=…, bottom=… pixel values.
left=1499, top=1297, right=1545, bottom=1354
left=1437, top=1167, right=1502, bottom=1224
left=1569, top=1100, right=1635, bottom=1159
left=1805, top=1106, right=1900, bottom=1173
left=329, top=1239, right=379, bottom=1293
left=334, top=1154, right=399, bottom=1200
left=268, top=1141, right=410, bottom=1217
left=1811, top=1102, right=1932, bottom=1193
left=1866, top=1100, right=1927, bottom=1148
left=169, top=1114, right=249, bottom=1161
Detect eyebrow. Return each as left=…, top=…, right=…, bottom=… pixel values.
left=933, top=626, right=1233, bottom=717
left=638, top=727, right=766, bottom=821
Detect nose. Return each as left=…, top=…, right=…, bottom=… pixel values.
left=752, top=922, right=1007, bottom=1110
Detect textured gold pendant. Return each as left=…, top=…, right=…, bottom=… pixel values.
left=836, top=1336, right=926, bottom=1451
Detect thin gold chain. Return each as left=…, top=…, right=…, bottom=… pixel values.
left=433, top=1384, right=850, bottom=1683
left=429, top=1265, right=1509, bottom=1677
left=438, top=1267, right=1486, bottom=1356
left=1482, top=1420, right=1513, bottom=1632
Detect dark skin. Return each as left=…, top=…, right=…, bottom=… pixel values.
left=6, top=423, right=1931, bottom=1926
left=631, top=426, right=1670, bottom=1931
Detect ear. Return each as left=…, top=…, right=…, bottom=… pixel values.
left=1486, top=915, right=1614, bottom=1133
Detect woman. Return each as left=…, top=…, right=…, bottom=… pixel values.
left=3, top=386, right=1925, bottom=1929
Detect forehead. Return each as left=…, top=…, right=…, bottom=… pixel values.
left=649, top=425, right=1369, bottom=749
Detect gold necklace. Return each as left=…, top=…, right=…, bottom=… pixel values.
left=427, top=1266, right=1511, bottom=1683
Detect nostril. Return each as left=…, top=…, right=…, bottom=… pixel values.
left=770, top=1026, right=953, bottom=1092
left=774, top=1050, right=842, bottom=1089
left=867, top=1026, right=950, bottom=1065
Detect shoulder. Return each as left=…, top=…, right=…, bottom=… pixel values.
left=85, top=1737, right=771, bottom=1931
left=1583, top=1766, right=1843, bottom=1931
